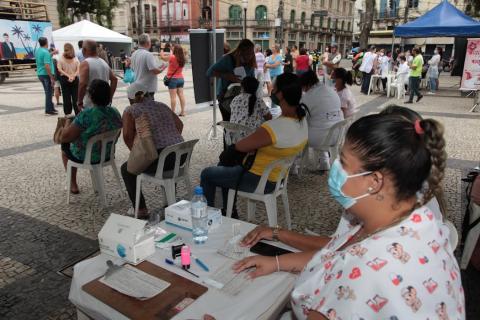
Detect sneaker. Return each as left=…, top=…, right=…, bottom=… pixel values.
left=404, top=101, right=413, bottom=104
left=416, top=95, right=423, bottom=102
left=45, top=111, right=57, bottom=115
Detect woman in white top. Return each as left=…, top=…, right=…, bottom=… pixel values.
left=332, top=68, right=357, bottom=118
left=232, top=111, right=464, bottom=320
left=299, top=69, right=343, bottom=170
left=377, top=49, right=390, bottom=91
left=230, top=76, right=272, bottom=142
left=428, top=48, right=442, bottom=94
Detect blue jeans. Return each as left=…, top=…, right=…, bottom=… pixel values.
left=38, top=75, right=54, bottom=112
left=200, top=165, right=275, bottom=210
left=429, top=77, right=437, bottom=92
left=409, top=76, right=422, bottom=101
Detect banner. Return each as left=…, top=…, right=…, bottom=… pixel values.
left=460, top=38, right=480, bottom=91
left=0, top=19, right=53, bottom=60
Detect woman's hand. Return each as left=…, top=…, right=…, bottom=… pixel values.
left=224, top=73, right=241, bottom=83
left=240, top=225, right=273, bottom=247
left=233, top=255, right=277, bottom=279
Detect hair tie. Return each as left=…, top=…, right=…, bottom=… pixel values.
left=414, top=120, right=424, bottom=135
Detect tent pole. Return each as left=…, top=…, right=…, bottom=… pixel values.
left=211, top=0, right=217, bottom=138
left=390, top=35, right=395, bottom=71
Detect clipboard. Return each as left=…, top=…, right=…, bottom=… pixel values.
left=82, top=260, right=208, bottom=320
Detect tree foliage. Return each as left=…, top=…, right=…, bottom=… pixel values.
left=57, top=0, right=119, bottom=28
left=359, top=0, right=375, bottom=49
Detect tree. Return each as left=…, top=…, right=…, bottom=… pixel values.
left=359, top=0, right=375, bottom=49
left=57, top=0, right=119, bottom=28
left=137, top=0, right=144, bottom=35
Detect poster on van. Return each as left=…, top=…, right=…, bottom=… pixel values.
left=460, top=38, right=480, bottom=91
left=0, top=19, right=53, bottom=61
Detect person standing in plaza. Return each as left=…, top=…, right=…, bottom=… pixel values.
left=254, top=44, right=265, bottom=83
left=77, top=40, right=117, bottom=110
left=291, top=45, right=298, bottom=72
left=427, top=47, right=441, bottom=95
left=50, top=48, right=63, bottom=107
left=283, top=47, right=293, bottom=74
left=131, top=34, right=166, bottom=101
left=76, top=40, right=85, bottom=63
left=322, top=44, right=342, bottom=86
left=359, top=46, right=377, bottom=95
left=377, top=49, right=390, bottom=92
left=263, top=48, right=273, bottom=95
left=295, top=48, right=311, bottom=76
left=57, top=43, right=80, bottom=115
left=405, top=47, right=424, bottom=104
left=35, top=37, right=57, bottom=115
left=265, top=45, right=283, bottom=83
left=161, top=44, right=187, bottom=116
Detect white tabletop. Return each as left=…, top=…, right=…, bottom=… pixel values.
left=69, top=217, right=297, bottom=320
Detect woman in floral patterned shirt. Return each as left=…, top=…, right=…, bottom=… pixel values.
left=233, top=113, right=464, bottom=320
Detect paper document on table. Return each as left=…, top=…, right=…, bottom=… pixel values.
left=99, top=264, right=170, bottom=300
left=207, top=259, right=252, bottom=296
left=234, top=67, right=247, bottom=80
left=217, top=234, right=250, bottom=260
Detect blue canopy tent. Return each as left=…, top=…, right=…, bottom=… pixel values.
left=394, top=0, right=480, bottom=38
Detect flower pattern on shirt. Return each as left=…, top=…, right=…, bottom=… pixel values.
left=291, top=206, right=465, bottom=320
left=230, top=93, right=270, bottom=141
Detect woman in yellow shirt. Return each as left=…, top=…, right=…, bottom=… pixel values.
left=200, top=73, right=308, bottom=217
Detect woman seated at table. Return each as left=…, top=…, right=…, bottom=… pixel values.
left=299, top=69, right=343, bottom=171
left=241, top=106, right=446, bottom=251
left=229, top=76, right=272, bottom=142
left=200, top=73, right=308, bottom=217
left=121, top=86, right=184, bottom=218
left=60, top=79, right=122, bottom=194
left=233, top=111, right=464, bottom=320
left=332, top=67, right=357, bottom=118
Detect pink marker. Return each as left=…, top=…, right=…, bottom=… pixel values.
left=181, top=245, right=191, bottom=269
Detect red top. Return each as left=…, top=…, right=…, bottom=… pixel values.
left=167, top=54, right=184, bottom=79
left=295, top=55, right=310, bottom=71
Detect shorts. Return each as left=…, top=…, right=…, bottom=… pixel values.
left=167, top=78, right=184, bottom=89
left=54, top=80, right=61, bottom=88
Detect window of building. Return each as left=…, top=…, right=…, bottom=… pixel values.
left=347, top=21, right=351, bottom=31
left=253, top=31, right=270, bottom=38
left=342, top=1, right=346, bottom=13
left=310, top=14, right=315, bottom=26
left=408, top=0, right=418, bottom=8
left=144, top=4, right=151, bottom=26
left=321, top=0, right=325, bottom=7
left=329, top=0, right=333, bottom=10
left=340, top=20, right=344, bottom=31
left=152, top=6, right=157, bottom=28
left=229, top=5, right=242, bottom=20
left=320, top=16, right=323, bottom=28
left=290, top=10, right=296, bottom=24
left=288, top=32, right=297, bottom=40
left=255, top=5, right=267, bottom=21
left=301, top=12, right=306, bottom=24
left=130, top=6, right=136, bottom=29
left=327, top=17, right=331, bottom=28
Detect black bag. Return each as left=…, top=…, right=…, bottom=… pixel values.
left=219, top=144, right=247, bottom=167
left=163, top=67, right=179, bottom=87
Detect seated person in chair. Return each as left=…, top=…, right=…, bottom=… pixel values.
left=121, top=86, right=184, bottom=219
left=60, top=79, right=122, bottom=194
left=200, top=73, right=308, bottom=218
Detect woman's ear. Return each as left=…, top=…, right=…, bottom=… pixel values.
left=368, top=171, right=384, bottom=194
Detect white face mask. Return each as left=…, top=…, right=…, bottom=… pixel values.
left=434, top=50, right=438, bottom=54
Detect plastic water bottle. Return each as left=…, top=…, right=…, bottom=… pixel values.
left=191, top=186, right=208, bottom=244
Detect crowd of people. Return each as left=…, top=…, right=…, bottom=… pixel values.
left=354, top=45, right=444, bottom=100
left=35, top=33, right=466, bottom=318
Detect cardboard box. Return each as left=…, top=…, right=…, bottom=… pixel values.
left=98, top=213, right=155, bottom=265
left=165, top=200, right=222, bottom=231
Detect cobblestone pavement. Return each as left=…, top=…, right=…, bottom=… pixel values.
left=0, top=68, right=479, bottom=319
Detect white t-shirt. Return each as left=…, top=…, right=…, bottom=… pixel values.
left=300, top=83, right=343, bottom=149
left=359, top=51, right=377, bottom=74
left=255, top=52, right=266, bottom=71
left=131, top=47, right=159, bottom=93
left=290, top=205, right=465, bottom=320
left=336, top=86, right=357, bottom=118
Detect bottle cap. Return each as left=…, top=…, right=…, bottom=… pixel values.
left=194, top=186, right=203, bottom=195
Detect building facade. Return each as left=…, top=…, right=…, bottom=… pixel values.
left=354, top=0, right=467, bottom=55
left=219, top=0, right=356, bottom=55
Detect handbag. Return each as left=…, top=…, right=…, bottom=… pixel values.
left=127, top=114, right=158, bottom=175
left=219, top=144, right=247, bottom=167
left=123, top=68, right=135, bottom=84
left=163, top=67, right=179, bottom=87
left=53, top=116, right=73, bottom=144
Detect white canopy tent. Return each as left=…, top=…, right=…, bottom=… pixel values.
left=52, top=20, right=132, bottom=56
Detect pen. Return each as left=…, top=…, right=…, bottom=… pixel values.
left=165, top=258, right=199, bottom=278
left=194, top=257, right=209, bottom=272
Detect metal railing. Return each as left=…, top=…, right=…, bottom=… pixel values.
left=0, top=0, right=49, bottom=21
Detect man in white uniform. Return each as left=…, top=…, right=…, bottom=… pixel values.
left=359, top=46, right=377, bottom=94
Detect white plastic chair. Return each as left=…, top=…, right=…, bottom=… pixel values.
left=217, top=121, right=255, bottom=146
left=66, top=129, right=122, bottom=207
left=134, top=139, right=199, bottom=217
left=299, top=119, right=351, bottom=175
left=461, top=202, right=480, bottom=269
left=226, top=156, right=296, bottom=229
left=444, top=220, right=459, bottom=250
left=389, top=73, right=407, bottom=100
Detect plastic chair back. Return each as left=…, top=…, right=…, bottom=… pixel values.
left=254, top=156, right=296, bottom=194
left=83, top=129, right=121, bottom=165
left=324, top=119, right=350, bottom=149
left=217, top=121, right=255, bottom=145
left=154, top=139, right=199, bottom=180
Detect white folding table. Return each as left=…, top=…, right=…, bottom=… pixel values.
left=69, top=217, right=297, bottom=320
